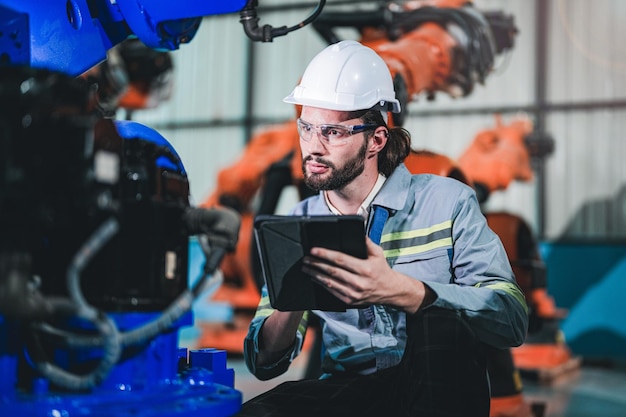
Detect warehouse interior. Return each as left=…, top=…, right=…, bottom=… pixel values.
left=1, top=0, right=625, bottom=416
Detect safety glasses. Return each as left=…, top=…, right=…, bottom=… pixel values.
left=296, top=118, right=378, bottom=146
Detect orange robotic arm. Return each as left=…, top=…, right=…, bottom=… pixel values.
left=313, top=1, right=517, bottom=126
left=197, top=119, right=303, bottom=311
left=404, top=114, right=535, bottom=198
left=200, top=119, right=302, bottom=212
left=192, top=120, right=303, bottom=353
left=404, top=148, right=472, bottom=186
left=458, top=114, right=534, bottom=199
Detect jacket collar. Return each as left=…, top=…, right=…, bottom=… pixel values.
left=371, top=163, right=411, bottom=213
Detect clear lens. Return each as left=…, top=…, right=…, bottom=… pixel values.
left=297, top=118, right=377, bottom=146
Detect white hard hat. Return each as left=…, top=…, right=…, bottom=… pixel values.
left=283, top=40, right=401, bottom=113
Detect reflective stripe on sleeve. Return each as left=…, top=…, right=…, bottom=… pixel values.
left=253, top=295, right=310, bottom=335
left=380, top=220, right=452, bottom=258
left=480, top=282, right=528, bottom=313
left=253, top=294, right=275, bottom=319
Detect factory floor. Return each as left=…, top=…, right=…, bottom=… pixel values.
left=521, top=364, right=626, bottom=417
left=189, top=304, right=626, bottom=416
left=226, top=343, right=626, bottom=417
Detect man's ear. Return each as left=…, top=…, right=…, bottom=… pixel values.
left=369, top=127, right=388, bottom=154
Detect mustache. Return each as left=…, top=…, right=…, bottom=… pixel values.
left=303, top=155, right=335, bottom=170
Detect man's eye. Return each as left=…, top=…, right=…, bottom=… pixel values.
left=328, top=128, right=348, bottom=138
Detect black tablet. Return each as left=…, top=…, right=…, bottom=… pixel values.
left=253, top=214, right=367, bottom=311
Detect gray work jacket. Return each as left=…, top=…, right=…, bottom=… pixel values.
left=244, top=164, right=528, bottom=380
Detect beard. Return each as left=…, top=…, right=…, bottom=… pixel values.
left=302, top=140, right=368, bottom=191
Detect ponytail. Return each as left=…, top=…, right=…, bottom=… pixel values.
left=350, top=109, right=411, bottom=177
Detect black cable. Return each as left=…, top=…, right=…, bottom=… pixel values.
left=240, top=0, right=327, bottom=42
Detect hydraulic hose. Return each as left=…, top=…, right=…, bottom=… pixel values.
left=28, top=206, right=237, bottom=390
left=29, top=217, right=122, bottom=391
left=240, top=0, right=326, bottom=42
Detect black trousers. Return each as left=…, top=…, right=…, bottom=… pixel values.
left=235, top=307, right=490, bottom=417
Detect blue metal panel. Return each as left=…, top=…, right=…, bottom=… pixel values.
left=0, top=0, right=248, bottom=76
left=0, top=7, right=30, bottom=67
left=1, top=0, right=111, bottom=75
left=540, top=241, right=626, bottom=360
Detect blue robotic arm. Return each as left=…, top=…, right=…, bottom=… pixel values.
left=0, top=0, right=324, bottom=76
left=0, top=0, right=246, bottom=75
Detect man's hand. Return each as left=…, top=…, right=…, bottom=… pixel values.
left=302, top=237, right=434, bottom=313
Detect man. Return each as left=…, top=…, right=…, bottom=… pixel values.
left=239, top=40, right=528, bottom=417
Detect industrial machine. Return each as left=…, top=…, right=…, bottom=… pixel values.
left=0, top=0, right=324, bottom=415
